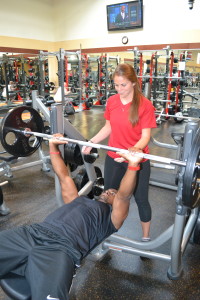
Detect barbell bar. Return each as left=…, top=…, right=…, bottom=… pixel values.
left=0, top=106, right=199, bottom=209
left=137, top=75, right=184, bottom=79
left=155, top=112, right=200, bottom=121
left=0, top=106, right=191, bottom=167
left=22, top=129, right=186, bottom=167
left=0, top=106, right=195, bottom=169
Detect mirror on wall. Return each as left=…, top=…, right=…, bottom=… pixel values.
left=0, top=47, right=199, bottom=118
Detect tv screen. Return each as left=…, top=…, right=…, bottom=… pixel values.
left=107, top=0, right=143, bottom=31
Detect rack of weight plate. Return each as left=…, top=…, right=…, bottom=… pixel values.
left=0, top=54, right=53, bottom=109
left=39, top=49, right=84, bottom=112
left=81, top=54, right=100, bottom=109
left=0, top=54, right=27, bottom=108
left=132, top=46, right=200, bottom=123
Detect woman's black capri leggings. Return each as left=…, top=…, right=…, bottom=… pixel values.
left=104, top=155, right=151, bottom=222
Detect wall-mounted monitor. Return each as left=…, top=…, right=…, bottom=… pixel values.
left=107, top=0, right=143, bottom=31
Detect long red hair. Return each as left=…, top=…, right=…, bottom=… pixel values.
left=113, top=63, right=142, bottom=125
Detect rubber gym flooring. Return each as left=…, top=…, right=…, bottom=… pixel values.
left=0, top=105, right=200, bottom=300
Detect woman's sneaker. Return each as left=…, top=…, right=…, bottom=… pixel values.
left=141, top=237, right=151, bottom=242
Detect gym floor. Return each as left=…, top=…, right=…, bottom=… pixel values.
left=0, top=105, right=200, bottom=300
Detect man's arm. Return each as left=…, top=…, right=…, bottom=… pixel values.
left=111, top=151, right=142, bottom=229
left=49, top=134, right=79, bottom=203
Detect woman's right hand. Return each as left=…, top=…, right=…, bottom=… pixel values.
left=82, top=145, right=93, bottom=154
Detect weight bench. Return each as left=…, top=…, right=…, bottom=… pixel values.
left=0, top=273, right=31, bottom=300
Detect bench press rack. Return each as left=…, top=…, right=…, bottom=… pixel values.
left=0, top=94, right=199, bottom=282
left=90, top=119, right=200, bottom=280
left=31, top=90, right=102, bottom=206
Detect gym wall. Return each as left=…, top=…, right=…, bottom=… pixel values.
left=0, top=0, right=200, bottom=52
left=0, top=0, right=54, bottom=47
left=54, top=0, right=200, bottom=50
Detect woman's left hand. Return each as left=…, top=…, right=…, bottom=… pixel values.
left=114, top=157, right=126, bottom=163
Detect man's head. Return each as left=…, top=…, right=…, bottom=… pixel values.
left=98, top=188, right=117, bottom=205
left=121, top=5, right=125, bottom=13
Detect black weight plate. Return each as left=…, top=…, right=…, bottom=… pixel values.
left=0, top=106, right=44, bottom=157
left=74, top=168, right=88, bottom=191
left=64, top=143, right=83, bottom=165
left=174, top=112, right=184, bottom=124
left=74, top=167, right=104, bottom=197
left=69, top=163, right=78, bottom=172
left=94, top=166, right=102, bottom=178
left=87, top=166, right=103, bottom=199
left=64, top=143, right=75, bottom=164
left=72, top=144, right=83, bottom=165
left=92, top=177, right=104, bottom=196
left=84, top=148, right=99, bottom=164
left=182, top=128, right=200, bottom=208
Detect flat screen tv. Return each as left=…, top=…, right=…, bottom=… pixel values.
left=107, top=0, right=143, bottom=31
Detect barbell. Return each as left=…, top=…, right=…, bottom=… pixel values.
left=155, top=112, right=199, bottom=121
left=0, top=106, right=199, bottom=208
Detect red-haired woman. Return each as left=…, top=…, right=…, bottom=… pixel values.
left=82, top=63, right=157, bottom=241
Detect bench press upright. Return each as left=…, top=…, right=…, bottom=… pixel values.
left=31, top=90, right=100, bottom=206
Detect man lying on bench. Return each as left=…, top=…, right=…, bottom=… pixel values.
left=0, top=134, right=142, bottom=300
